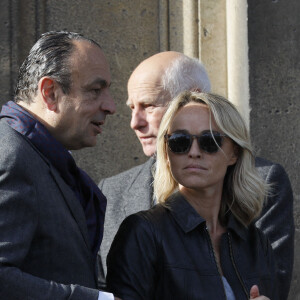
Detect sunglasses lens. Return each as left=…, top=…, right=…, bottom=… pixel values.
left=199, top=132, right=223, bottom=153
left=167, top=133, right=191, bottom=153
left=167, top=132, right=225, bottom=154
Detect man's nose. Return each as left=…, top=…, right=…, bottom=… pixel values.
left=130, top=108, right=147, bottom=130
left=102, top=92, right=116, bottom=115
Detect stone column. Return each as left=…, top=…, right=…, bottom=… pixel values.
left=226, top=0, right=250, bottom=126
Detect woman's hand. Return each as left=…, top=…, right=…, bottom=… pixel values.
left=250, top=285, right=270, bottom=300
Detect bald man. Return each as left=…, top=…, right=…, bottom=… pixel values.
left=126, top=51, right=210, bottom=156
left=98, top=52, right=294, bottom=300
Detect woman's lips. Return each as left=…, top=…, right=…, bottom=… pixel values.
left=184, top=164, right=208, bottom=171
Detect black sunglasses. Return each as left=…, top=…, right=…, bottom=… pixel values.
left=164, top=131, right=227, bottom=154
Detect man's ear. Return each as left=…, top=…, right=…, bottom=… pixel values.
left=39, top=77, right=59, bottom=112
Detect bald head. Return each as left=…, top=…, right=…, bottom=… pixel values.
left=128, top=51, right=183, bottom=92
left=127, top=51, right=210, bottom=157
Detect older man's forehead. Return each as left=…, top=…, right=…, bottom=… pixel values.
left=127, top=84, right=169, bottom=106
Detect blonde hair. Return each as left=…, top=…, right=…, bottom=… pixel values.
left=154, top=91, right=269, bottom=227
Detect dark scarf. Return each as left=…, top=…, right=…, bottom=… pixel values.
left=0, top=101, right=106, bottom=257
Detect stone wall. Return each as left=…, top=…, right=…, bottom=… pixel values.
left=248, top=1, right=300, bottom=298
left=0, top=1, right=298, bottom=298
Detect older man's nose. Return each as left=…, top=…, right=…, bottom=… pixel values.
left=130, top=108, right=147, bottom=130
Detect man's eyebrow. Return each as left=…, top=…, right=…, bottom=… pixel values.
left=87, top=78, right=111, bottom=88
left=126, top=98, right=161, bottom=107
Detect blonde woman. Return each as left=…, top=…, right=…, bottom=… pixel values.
left=107, top=92, right=278, bottom=300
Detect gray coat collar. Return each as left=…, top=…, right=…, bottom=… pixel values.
left=122, top=157, right=156, bottom=216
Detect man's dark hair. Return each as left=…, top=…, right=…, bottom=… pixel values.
left=14, top=31, right=102, bottom=103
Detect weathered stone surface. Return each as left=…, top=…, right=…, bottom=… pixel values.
left=248, top=1, right=300, bottom=299
left=200, top=0, right=227, bottom=97
left=46, top=0, right=161, bottom=180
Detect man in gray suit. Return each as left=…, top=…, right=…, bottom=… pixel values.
left=99, top=51, right=294, bottom=299
left=0, top=31, right=120, bottom=300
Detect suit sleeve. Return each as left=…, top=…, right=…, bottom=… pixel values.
left=97, top=178, right=107, bottom=289
left=0, top=152, right=99, bottom=300
left=106, top=214, right=159, bottom=300
left=255, top=163, right=294, bottom=300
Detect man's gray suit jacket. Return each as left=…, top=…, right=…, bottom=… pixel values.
left=99, top=156, right=294, bottom=300
left=0, top=120, right=100, bottom=299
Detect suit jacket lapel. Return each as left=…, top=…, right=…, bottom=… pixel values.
left=122, top=157, right=155, bottom=217
left=49, top=164, right=91, bottom=251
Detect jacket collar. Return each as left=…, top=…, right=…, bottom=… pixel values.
left=165, top=191, right=248, bottom=240
left=226, top=213, right=248, bottom=241
left=165, top=192, right=206, bottom=233
left=122, top=157, right=155, bottom=216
